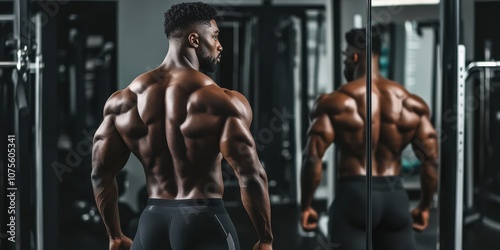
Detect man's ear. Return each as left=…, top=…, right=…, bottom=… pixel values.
left=188, top=33, right=199, bottom=48
left=353, top=53, right=359, bottom=63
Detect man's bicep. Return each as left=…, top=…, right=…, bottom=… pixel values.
left=92, top=116, right=130, bottom=180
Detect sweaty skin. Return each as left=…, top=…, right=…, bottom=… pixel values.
left=91, top=19, right=273, bottom=250
left=300, top=51, right=438, bottom=232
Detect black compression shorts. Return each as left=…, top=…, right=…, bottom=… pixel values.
left=131, top=198, right=240, bottom=250
left=328, top=176, right=417, bottom=250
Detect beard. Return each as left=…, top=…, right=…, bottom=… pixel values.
left=198, top=47, right=219, bottom=73
left=344, top=67, right=354, bottom=82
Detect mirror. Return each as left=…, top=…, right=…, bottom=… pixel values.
left=206, top=5, right=338, bottom=249
left=299, top=0, right=371, bottom=249
left=371, top=2, right=440, bottom=250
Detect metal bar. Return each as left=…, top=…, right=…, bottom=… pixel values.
left=0, top=62, right=45, bottom=69
left=365, top=0, right=372, bottom=250
left=434, top=43, right=443, bottom=212
left=13, top=0, right=20, bottom=50
left=455, top=44, right=466, bottom=250
left=465, top=75, right=474, bottom=210
left=465, top=61, right=500, bottom=78
left=40, top=14, right=59, bottom=250
left=439, top=0, right=461, bottom=248
left=312, top=13, right=323, bottom=97
left=482, top=217, right=500, bottom=232
left=332, top=0, right=342, bottom=90
left=467, top=61, right=500, bottom=72
left=15, top=0, right=32, bottom=249
left=299, top=12, right=309, bottom=205
left=13, top=1, right=21, bottom=249
left=324, top=0, right=336, bottom=210
left=431, top=29, right=438, bottom=125
left=0, top=14, right=15, bottom=22
left=300, top=12, right=309, bottom=145
left=0, top=62, right=18, bottom=67
left=33, top=12, right=44, bottom=250
left=29, top=62, right=44, bottom=71
left=292, top=16, right=303, bottom=209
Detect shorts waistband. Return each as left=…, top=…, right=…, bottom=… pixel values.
left=338, top=176, right=404, bottom=191
left=147, top=198, right=225, bottom=207
left=145, top=198, right=227, bottom=215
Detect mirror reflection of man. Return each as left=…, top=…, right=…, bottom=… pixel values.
left=91, top=2, right=273, bottom=250
left=300, top=27, right=438, bottom=249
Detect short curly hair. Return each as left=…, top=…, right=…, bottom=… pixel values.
left=345, top=26, right=382, bottom=55
left=164, top=2, right=218, bottom=39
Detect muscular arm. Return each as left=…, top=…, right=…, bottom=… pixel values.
left=91, top=106, right=130, bottom=239
left=411, top=106, right=439, bottom=209
left=219, top=93, right=273, bottom=244
left=300, top=96, right=335, bottom=211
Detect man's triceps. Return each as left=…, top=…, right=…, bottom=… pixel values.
left=91, top=115, right=131, bottom=239
left=413, top=116, right=438, bottom=162
left=307, top=114, right=335, bottom=157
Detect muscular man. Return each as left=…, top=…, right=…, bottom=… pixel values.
left=300, top=27, right=438, bottom=249
left=91, top=2, right=273, bottom=250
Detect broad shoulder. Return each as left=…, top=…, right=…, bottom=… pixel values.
left=185, top=72, right=251, bottom=125
left=404, top=94, right=430, bottom=116
left=373, top=79, right=409, bottom=100
left=104, top=69, right=167, bottom=116
left=104, top=70, right=165, bottom=116
left=103, top=88, right=136, bottom=116
left=378, top=79, right=430, bottom=116
left=311, top=90, right=356, bottom=118
left=195, top=85, right=251, bottom=123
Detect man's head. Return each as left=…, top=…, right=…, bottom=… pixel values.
left=343, top=27, right=382, bottom=81
left=164, top=2, right=223, bottom=72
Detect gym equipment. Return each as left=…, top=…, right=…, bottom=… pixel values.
left=0, top=1, right=43, bottom=249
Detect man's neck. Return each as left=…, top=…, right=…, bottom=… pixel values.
left=163, top=42, right=200, bottom=71
left=353, top=57, right=382, bottom=81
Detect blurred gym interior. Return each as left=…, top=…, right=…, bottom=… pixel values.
left=1, top=0, right=500, bottom=249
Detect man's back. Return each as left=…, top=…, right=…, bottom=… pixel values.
left=91, top=4, right=273, bottom=249
left=301, top=28, right=438, bottom=247
left=301, top=75, right=437, bottom=248
left=102, top=66, right=250, bottom=199
left=314, top=77, right=431, bottom=176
